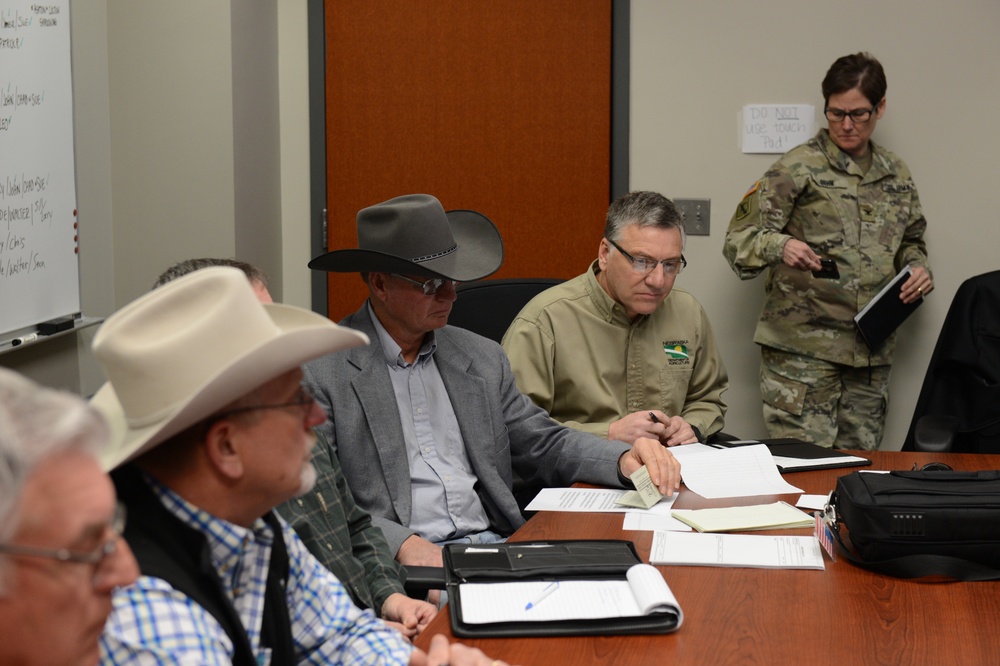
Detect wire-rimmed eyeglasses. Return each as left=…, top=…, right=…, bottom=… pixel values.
left=392, top=274, right=459, bottom=296
left=607, top=238, right=686, bottom=276
left=0, top=503, right=127, bottom=576
left=214, top=384, right=317, bottom=422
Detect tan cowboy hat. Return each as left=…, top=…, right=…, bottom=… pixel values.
left=90, top=266, right=368, bottom=470
left=308, top=193, right=504, bottom=281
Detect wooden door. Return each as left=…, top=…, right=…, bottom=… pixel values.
left=324, top=0, right=613, bottom=320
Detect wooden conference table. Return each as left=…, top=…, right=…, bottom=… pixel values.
left=413, top=450, right=1000, bottom=665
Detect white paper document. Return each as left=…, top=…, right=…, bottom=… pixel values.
left=526, top=487, right=677, bottom=514
left=796, top=494, right=830, bottom=511
left=622, top=511, right=692, bottom=532
left=669, top=443, right=802, bottom=499
left=649, top=530, right=824, bottom=570
left=771, top=453, right=868, bottom=471
left=458, top=563, right=683, bottom=625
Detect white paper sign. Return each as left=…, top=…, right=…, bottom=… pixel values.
left=742, top=104, right=815, bottom=153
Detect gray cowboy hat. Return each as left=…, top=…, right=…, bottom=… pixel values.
left=308, top=194, right=504, bottom=281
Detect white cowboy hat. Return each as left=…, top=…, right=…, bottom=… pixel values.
left=90, top=266, right=368, bottom=470
left=307, top=193, right=504, bottom=281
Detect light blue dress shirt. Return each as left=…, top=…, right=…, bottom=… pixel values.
left=369, top=303, right=490, bottom=543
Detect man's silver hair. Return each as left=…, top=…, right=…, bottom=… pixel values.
left=0, top=368, right=107, bottom=583
left=603, top=190, right=686, bottom=249
left=153, top=257, right=269, bottom=290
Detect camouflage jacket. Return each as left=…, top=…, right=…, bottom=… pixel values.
left=723, top=130, right=930, bottom=366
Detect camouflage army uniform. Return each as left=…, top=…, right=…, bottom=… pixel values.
left=723, top=129, right=930, bottom=450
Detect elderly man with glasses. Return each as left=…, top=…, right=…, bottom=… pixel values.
left=0, top=367, right=139, bottom=666
left=92, top=267, right=507, bottom=666
left=503, top=190, right=729, bottom=447
left=152, top=256, right=438, bottom=641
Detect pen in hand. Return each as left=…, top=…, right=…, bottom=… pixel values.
left=649, top=411, right=660, bottom=425
left=525, top=581, right=559, bottom=611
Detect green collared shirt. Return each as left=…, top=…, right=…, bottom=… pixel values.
left=276, top=431, right=406, bottom=614
left=502, top=262, right=729, bottom=439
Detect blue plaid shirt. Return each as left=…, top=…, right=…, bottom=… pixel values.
left=100, top=477, right=412, bottom=665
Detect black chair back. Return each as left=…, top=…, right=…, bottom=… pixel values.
left=449, top=278, right=564, bottom=344
left=903, top=270, right=1000, bottom=452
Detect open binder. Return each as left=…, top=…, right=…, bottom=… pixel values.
left=443, top=540, right=683, bottom=638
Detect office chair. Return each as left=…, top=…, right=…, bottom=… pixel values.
left=449, top=278, right=565, bottom=344
left=903, top=270, right=1000, bottom=453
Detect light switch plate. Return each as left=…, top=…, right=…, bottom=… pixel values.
left=675, top=198, right=710, bottom=236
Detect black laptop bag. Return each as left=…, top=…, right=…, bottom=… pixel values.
left=830, top=470, right=1000, bottom=580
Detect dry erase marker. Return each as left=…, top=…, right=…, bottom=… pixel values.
left=10, top=333, right=38, bottom=347
left=525, top=581, right=559, bottom=611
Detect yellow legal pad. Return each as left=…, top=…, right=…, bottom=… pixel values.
left=671, top=501, right=813, bottom=533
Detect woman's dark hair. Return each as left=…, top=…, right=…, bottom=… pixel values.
left=821, top=52, right=886, bottom=107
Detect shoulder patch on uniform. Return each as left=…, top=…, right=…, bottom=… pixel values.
left=734, top=181, right=759, bottom=220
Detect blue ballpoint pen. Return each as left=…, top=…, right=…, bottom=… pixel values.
left=524, top=581, right=559, bottom=611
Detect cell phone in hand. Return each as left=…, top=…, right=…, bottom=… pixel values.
left=812, top=258, right=840, bottom=279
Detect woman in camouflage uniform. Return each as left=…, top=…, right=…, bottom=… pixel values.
left=723, top=52, right=933, bottom=451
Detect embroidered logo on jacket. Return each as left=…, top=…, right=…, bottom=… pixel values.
left=663, top=341, right=690, bottom=365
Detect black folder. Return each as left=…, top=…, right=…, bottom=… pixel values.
left=854, top=266, right=923, bottom=351
left=443, top=540, right=682, bottom=638
left=713, top=438, right=872, bottom=473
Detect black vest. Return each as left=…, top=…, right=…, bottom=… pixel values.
left=112, top=465, right=295, bottom=666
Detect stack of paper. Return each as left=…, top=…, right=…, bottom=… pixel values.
left=650, top=531, right=824, bottom=570
left=671, top=501, right=814, bottom=532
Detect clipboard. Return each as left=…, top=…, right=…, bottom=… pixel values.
left=443, top=540, right=682, bottom=638
left=713, top=438, right=872, bottom=473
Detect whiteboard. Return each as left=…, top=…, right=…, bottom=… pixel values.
left=0, top=0, right=80, bottom=341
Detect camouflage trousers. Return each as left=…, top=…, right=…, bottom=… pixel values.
left=759, top=346, right=890, bottom=451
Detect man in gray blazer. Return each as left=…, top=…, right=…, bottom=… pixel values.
left=304, top=194, right=681, bottom=570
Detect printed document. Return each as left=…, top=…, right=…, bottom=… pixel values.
left=526, top=487, right=677, bottom=514
left=650, top=531, right=824, bottom=570
left=622, top=511, right=692, bottom=532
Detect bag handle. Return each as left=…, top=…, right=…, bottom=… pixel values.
left=828, top=521, right=1000, bottom=581
left=889, top=470, right=1000, bottom=482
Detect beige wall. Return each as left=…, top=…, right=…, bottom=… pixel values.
left=1, top=0, right=314, bottom=395
left=7, top=1, right=1000, bottom=453
left=630, top=0, right=1000, bottom=448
